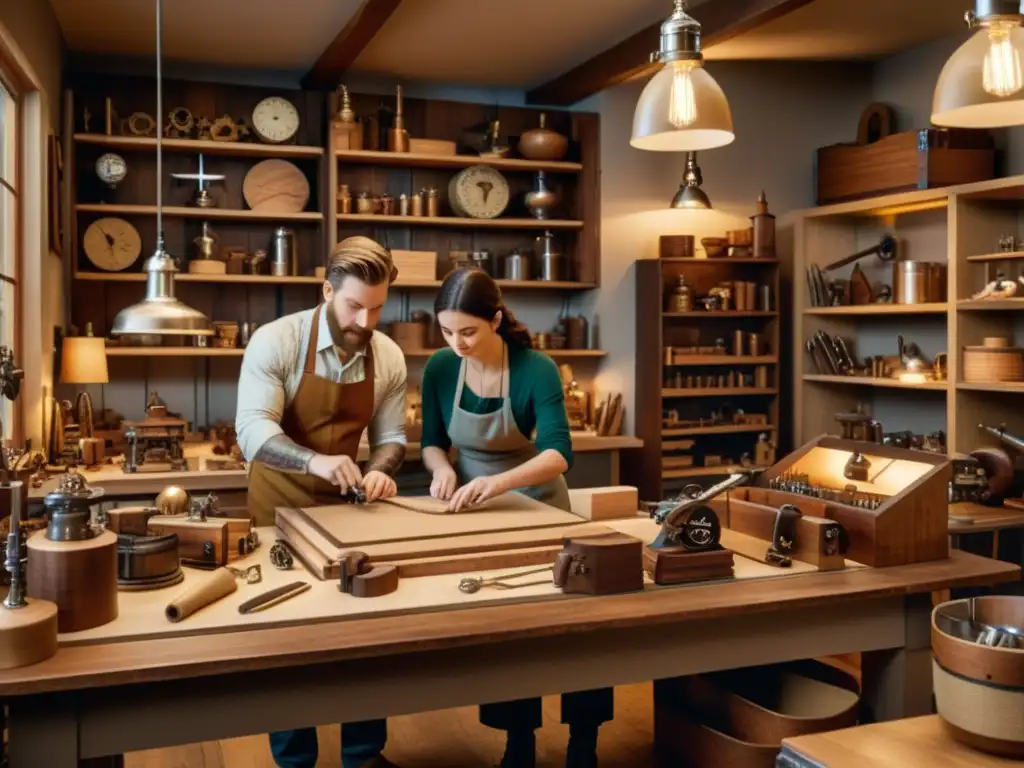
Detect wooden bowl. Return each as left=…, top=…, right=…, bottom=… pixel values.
left=932, top=596, right=1024, bottom=758
left=701, top=237, right=728, bottom=258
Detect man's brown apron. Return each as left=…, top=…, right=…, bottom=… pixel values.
left=246, top=304, right=375, bottom=526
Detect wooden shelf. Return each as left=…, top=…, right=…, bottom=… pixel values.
left=957, top=298, right=1024, bottom=311
left=804, top=303, right=948, bottom=315
left=966, top=250, right=1024, bottom=262
left=335, top=148, right=582, bottom=173
left=667, top=355, right=776, bottom=366
left=662, top=424, right=777, bottom=437
left=802, top=374, right=948, bottom=391
left=658, top=257, right=778, bottom=265
left=662, top=388, right=777, bottom=397
left=74, top=133, right=324, bottom=158
left=336, top=213, right=583, bottom=230
left=957, top=382, right=1024, bottom=393
left=76, top=203, right=323, bottom=223
left=104, top=347, right=606, bottom=360
left=73, top=271, right=596, bottom=291
left=664, top=311, right=776, bottom=319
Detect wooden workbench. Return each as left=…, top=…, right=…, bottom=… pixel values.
left=778, top=715, right=1020, bottom=767
left=0, top=503, right=1016, bottom=768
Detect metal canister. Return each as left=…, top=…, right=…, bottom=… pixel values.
left=732, top=330, right=745, bottom=356
left=503, top=249, right=532, bottom=281
left=536, top=231, right=563, bottom=281
left=893, top=261, right=946, bottom=304
left=270, top=227, right=297, bottom=277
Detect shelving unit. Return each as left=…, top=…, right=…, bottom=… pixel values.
left=626, top=255, right=781, bottom=500
left=790, top=173, right=1024, bottom=457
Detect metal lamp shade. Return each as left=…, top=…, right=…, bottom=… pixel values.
left=631, top=62, right=734, bottom=152
left=933, top=26, right=1024, bottom=127
left=671, top=184, right=711, bottom=209
left=110, top=249, right=213, bottom=336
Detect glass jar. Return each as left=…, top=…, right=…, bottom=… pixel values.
left=669, top=275, right=693, bottom=313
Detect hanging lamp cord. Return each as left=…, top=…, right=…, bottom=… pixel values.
left=154, top=0, right=164, bottom=251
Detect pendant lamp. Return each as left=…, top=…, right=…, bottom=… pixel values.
left=631, top=0, right=734, bottom=152
left=110, top=0, right=213, bottom=337
left=670, top=152, right=711, bottom=209
left=932, top=0, right=1024, bottom=128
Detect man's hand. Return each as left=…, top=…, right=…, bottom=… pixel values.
left=362, top=470, right=397, bottom=502
left=430, top=466, right=458, bottom=501
left=308, top=454, right=362, bottom=492
left=448, top=474, right=506, bottom=513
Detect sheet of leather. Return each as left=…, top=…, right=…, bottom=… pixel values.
left=59, top=519, right=863, bottom=646
left=299, top=492, right=586, bottom=547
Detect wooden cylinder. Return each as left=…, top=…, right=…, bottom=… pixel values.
left=165, top=568, right=238, bottom=623
left=26, top=529, right=119, bottom=632
left=963, top=341, right=1024, bottom=383
left=659, top=235, right=694, bottom=259
left=0, top=599, right=59, bottom=669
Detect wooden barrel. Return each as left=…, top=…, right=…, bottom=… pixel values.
left=932, top=596, right=1024, bottom=758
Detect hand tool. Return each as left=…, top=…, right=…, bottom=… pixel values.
left=237, top=581, right=311, bottom=614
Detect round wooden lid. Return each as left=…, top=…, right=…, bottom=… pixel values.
left=983, top=337, right=1011, bottom=348
left=242, top=159, right=310, bottom=213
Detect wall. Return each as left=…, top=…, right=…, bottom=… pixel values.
left=0, top=0, right=63, bottom=450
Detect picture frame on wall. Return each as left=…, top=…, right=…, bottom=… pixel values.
left=47, top=132, right=63, bottom=257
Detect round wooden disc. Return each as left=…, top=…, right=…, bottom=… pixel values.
left=188, top=259, right=227, bottom=274
left=82, top=217, right=143, bottom=271
left=0, top=598, right=58, bottom=669
left=242, top=159, right=309, bottom=213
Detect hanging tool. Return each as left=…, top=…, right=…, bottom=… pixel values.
left=822, top=234, right=897, bottom=273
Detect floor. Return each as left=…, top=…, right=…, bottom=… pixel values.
left=124, top=683, right=658, bottom=768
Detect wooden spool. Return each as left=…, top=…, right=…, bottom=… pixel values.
left=963, top=337, right=1024, bottom=383
left=0, top=598, right=58, bottom=669
left=26, top=528, right=119, bottom=632
left=932, top=596, right=1024, bottom=758
left=188, top=259, right=227, bottom=274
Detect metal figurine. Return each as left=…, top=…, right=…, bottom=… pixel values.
left=3, top=480, right=26, bottom=609
left=171, top=153, right=225, bottom=208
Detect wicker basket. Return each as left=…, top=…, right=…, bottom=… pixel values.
left=963, top=337, right=1024, bottom=383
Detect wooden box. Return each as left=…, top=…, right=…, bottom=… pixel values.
left=753, top=435, right=950, bottom=567
left=553, top=532, right=644, bottom=595
left=390, top=249, right=437, bottom=283
left=816, top=128, right=995, bottom=206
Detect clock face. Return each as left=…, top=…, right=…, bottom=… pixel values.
left=449, top=165, right=510, bottom=219
left=96, top=153, right=127, bottom=186
left=83, top=217, right=142, bottom=272
left=252, top=97, right=300, bottom=144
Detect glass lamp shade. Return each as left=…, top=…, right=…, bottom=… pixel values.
left=932, top=24, right=1024, bottom=127
left=631, top=60, right=735, bottom=152
left=60, top=337, right=109, bottom=385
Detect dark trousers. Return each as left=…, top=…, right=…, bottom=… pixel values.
left=269, top=719, right=386, bottom=768
left=480, top=688, right=615, bottom=731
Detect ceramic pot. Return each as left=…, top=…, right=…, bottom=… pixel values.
left=518, top=113, right=568, bottom=161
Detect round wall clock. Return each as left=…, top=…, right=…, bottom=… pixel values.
left=449, top=165, right=510, bottom=219
left=251, top=96, right=300, bottom=144
left=82, top=217, right=142, bottom=272
left=96, top=152, right=127, bottom=188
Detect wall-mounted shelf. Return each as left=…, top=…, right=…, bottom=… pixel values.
left=667, top=355, right=777, bottom=366
left=663, top=424, right=777, bottom=438
left=76, top=203, right=323, bottom=223
left=658, top=257, right=778, bottom=265
left=664, top=311, right=775, bottom=319
left=965, top=250, right=1024, bottom=262
left=335, top=213, right=582, bottom=230
left=74, top=133, right=324, bottom=158
left=335, top=148, right=582, bottom=173
left=663, top=388, right=778, bottom=397
left=802, top=375, right=948, bottom=391
left=957, top=299, right=1024, bottom=311
left=803, top=303, right=948, bottom=315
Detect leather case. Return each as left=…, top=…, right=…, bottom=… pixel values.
left=553, top=532, right=644, bottom=595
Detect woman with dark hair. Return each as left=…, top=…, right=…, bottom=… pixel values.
left=420, top=268, right=612, bottom=768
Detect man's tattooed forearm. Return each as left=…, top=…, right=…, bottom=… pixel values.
left=365, top=442, right=405, bottom=477
left=253, top=435, right=315, bottom=474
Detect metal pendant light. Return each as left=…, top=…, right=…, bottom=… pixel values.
left=110, top=0, right=213, bottom=337
left=670, top=152, right=711, bottom=209
left=932, top=0, right=1024, bottom=128
left=631, top=0, right=734, bottom=152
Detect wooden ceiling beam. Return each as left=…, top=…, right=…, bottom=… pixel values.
left=301, top=0, right=404, bottom=90
left=525, top=0, right=817, bottom=106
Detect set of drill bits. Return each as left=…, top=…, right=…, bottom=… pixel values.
left=768, top=471, right=885, bottom=510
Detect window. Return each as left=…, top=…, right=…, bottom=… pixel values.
left=0, top=74, right=19, bottom=446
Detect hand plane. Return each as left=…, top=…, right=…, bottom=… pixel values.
left=645, top=472, right=755, bottom=550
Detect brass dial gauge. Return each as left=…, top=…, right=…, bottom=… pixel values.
left=96, top=152, right=127, bottom=188
left=449, top=165, right=510, bottom=219
left=251, top=97, right=300, bottom=144
left=82, top=217, right=142, bottom=272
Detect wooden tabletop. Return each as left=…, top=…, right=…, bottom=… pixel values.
left=781, top=715, right=1020, bottom=766
left=948, top=502, right=1024, bottom=534
left=0, top=549, right=1014, bottom=696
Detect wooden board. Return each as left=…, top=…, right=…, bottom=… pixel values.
left=58, top=518, right=856, bottom=647
left=299, top=492, right=586, bottom=547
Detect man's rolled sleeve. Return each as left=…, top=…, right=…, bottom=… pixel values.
left=235, top=326, right=289, bottom=461
left=368, top=345, right=408, bottom=450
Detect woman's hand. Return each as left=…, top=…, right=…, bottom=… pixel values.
left=430, top=466, right=459, bottom=501
left=448, top=475, right=507, bottom=513
left=361, top=470, right=397, bottom=502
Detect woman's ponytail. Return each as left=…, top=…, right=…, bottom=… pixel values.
left=496, top=304, right=532, bottom=348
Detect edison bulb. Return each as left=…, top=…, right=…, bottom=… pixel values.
left=983, top=22, right=1024, bottom=97
left=669, top=60, right=699, bottom=128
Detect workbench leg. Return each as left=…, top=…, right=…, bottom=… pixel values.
left=860, top=595, right=933, bottom=723
left=7, top=695, right=81, bottom=767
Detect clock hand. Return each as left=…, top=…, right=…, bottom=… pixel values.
left=477, top=181, right=493, bottom=204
